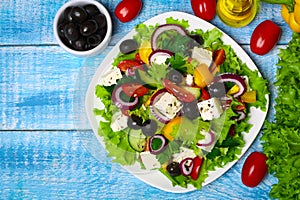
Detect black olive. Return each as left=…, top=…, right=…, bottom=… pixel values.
left=142, top=120, right=158, bottom=137
left=181, top=101, right=200, bottom=120
left=189, top=34, right=204, bottom=46
left=87, top=34, right=102, bottom=47
left=57, top=23, right=66, bottom=38
left=128, top=114, right=144, bottom=129
left=64, top=6, right=73, bottom=22
left=93, top=13, right=107, bottom=29
left=71, top=6, right=87, bottom=23
left=167, top=162, right=181, bottom=176
left=119, top=39, right=139, bottom=54
left=168, top=69, right=184, bottom=84
left=73, top=37, right=87, bottom=51
left=84, top=4, right=100, bottom=17
left=63, top=23, right=79, bottom=41
left=208, top=82, right=227, bottom=98
left=80, top=19, right=98, bottom=36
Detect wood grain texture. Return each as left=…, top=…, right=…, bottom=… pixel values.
left=0, top=131, right=277, bottom=199
left=0, top=1, right=293, bottom=46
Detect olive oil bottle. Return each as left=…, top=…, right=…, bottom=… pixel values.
left=217, top=0, right=259, bottom=27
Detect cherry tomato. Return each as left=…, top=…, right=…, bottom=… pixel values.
left=191, top=0, right=216, bottom=21
left=117, top=60, right=142, bottom=72
left=242, top=152, right=268, bottom=187
left=114, top=0, right=142, bottom=23
left=250, top=20, right=281, bottom=55
left=163, top=79, right=196, bottom=103
left=191, top=156, right=203, bottom=180
left=121, top=83, right=149, bottom=97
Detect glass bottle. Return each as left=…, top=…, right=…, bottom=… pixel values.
left=217, top=0, right=259, bottom=28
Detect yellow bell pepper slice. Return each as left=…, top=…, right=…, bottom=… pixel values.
left=163, top=117, right=182, bottom=141
left=241, top=90, right=257, bottom=103
left=193, top=63, right=214, bottom=88
left=139, top=41, right=152, bottom=65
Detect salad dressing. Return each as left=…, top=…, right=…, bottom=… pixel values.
left=217, top=0, right=258, bottom=27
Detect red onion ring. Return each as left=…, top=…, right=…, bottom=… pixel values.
left=112, top=85, right=139, bottom=110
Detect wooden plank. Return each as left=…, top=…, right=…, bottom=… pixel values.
left=0, top=130, right=276, bottom=199
left=0, top=1, right=292, bottom=46
left=0, top=44, right=282, bottom=130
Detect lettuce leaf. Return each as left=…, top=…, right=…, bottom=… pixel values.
left=261, top=33, right=300, bottom=199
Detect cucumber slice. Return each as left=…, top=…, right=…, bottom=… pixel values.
left=128, top=129, right=147, bottom=152
left=182, top=86, right=201, bottom=99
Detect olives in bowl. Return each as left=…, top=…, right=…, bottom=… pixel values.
left=54, top=0, right=112, bottom=57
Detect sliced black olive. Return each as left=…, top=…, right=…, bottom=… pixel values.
left=189, top=34, right=204, bottom=46
left=168, top=69, right=184, bottom=84
left=208, top=82, right=227, bottom=98
left=128, top=114, right=143, bottom=129
left=167, top=162, right=181, bottom=176
left=141, top=120, right=158, bottom=137
left=64, top=6, right=73, bottom=22
left=119, top=39, right=139, bottom=54
left=87, top=34, right=102, bottom=47
left=181, top=101, right=200, bottom=120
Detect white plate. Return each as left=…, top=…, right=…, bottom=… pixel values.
left=85, top=11, right=269, bottom=193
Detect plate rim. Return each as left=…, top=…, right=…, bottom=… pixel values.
left=85, top=11, right=269, bottom=193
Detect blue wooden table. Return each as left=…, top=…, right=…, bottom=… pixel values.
left=0, top=0, right=292, bottom=199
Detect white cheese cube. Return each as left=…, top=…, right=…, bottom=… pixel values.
left=100, top=67, right=122, bottom=86
left=186, top=74, right=194, bottom=86
left=140, top=151, right=161, bottom=170
left=154, top=92, right=182, bottom=120
left=197, top=98, right=223, bottom=121
left=172, top=147, right=196, bottom=163
left=110, top=111, right=128, bottom=132
left=192, top=47, right=213, bottom=67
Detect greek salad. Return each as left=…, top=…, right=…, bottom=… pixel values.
left=93, top=17, right=268, bottom=189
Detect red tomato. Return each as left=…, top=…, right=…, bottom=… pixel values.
left=114, top=0, right=142, bottom=23
left=191, top=0, right=216, bottom=21
left=213, top=49, right=226, bottom=66
left=121, top=83, right=149, bottom=97
left=242, top=152, right=268, bottom=187
left=200, top=88, right=210, bottom=100
left=117, top=60, right=142, bottom=72
left=135, top=53, right=144, bottom=64
left=191, top=156, right=203, bottom=180
left=163, top=79, right=196, bottom=103
left=250, top=20, right=281, bottom=55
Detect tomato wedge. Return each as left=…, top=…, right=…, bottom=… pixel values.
left=200, top=88, right=210, bottom=100
left=163, top=79, right=196, bottom=103
left=121, top=83, right=149, bottom=97
left=190, top=156, right=203, bottom=180
left=117, top=60, right=143, bottom=72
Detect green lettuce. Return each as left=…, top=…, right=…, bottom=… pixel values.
left=261, top=33, right=300, bottom=199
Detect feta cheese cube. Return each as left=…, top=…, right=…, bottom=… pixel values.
left=110, top=111, right=128, bottom=132
left=172, top=147, right=196, bottom=163
left=154, top=92, right=182, bottom=120
left=197, top=98, right=223, bottom=121
left=140, top=151, right=161, bottom=170
left=100, top=67, right=122, bottom=86
left=191, top=47, right=213, bottom=67
left=186, top=74, right=194, bottom=86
